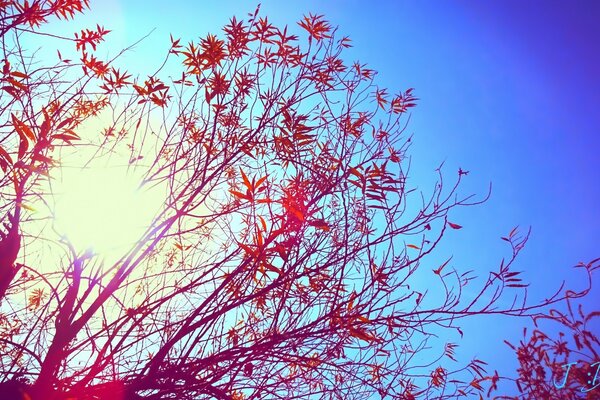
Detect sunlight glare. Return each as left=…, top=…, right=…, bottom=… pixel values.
left=53, top=163, right=163, bottom=257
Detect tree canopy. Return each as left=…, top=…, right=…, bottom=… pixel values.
left=0, top=2, right=597, bottom=399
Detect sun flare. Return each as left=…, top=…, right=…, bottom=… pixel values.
left=52, top=162, right=163, bottom=257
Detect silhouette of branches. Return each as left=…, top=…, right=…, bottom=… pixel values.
left=0, top=3, right=596, bottom=400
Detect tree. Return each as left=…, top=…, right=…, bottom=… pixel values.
left=0, top=2, right=595, bottom=399
left=498, top=258, right=600, bottom=400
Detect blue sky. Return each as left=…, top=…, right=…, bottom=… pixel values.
left=44, top=0, right=600, bottom=393
left=88, top=0, right=599, bottom=281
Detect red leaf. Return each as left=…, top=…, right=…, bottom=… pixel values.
left=229, top=189, right=250, bottom=201
left=12, top=113, right=36, bottom=141
left=258, top=216, right=267, bottom=231
left=240, top=168, right=252, bottom=190
left=309, top=219, right=330, bottom=231
left=255, top=176, right=267, bottom=188
left=433, top=257, right=452, bottom=275
left=349, top=327, right=377, bottom=343
left=448, top=222, right=462, bottom=230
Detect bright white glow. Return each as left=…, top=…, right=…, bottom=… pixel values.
left=53, top=162, right=162, bottom=257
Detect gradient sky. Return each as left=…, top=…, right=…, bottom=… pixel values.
left=42, top=0, right=600, bottom=393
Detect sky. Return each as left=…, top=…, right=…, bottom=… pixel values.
left=38, top=0, right=600, bottom=394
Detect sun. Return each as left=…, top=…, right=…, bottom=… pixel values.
left=52, top=160, right=163, bottom=258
